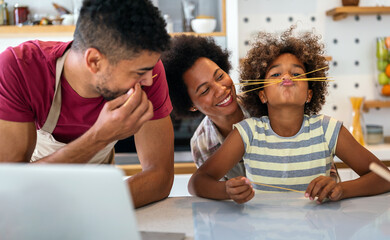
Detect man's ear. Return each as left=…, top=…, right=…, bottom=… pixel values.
left=84, top=48, right=104, bottom=74
left=258, top=90, right=268, bottom=104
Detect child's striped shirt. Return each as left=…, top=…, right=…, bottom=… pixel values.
left=234, top=114, right=342, bottom=192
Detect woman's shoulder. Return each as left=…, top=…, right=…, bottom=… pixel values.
left=191, top=116, right=219, bottom=141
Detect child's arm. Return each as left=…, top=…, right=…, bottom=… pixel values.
left=306, top=126, right=390, bottom=203
left=188, top=129, right=254, bottom=203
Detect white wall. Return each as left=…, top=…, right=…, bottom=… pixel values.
left=227, top=0, right=390, bottom=136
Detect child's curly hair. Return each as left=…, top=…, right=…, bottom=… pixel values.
left=239, top=26, right=329, bottom=117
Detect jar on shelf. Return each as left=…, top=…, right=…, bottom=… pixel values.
left=376, top=37, right=390, bottom=97
left=366, top=125, right=384, bottom=145
left=181, top=0, right=197, bottom=32
left=342, top=0, right=359, bottom=6
left=13, top=4, right=29, bottom=25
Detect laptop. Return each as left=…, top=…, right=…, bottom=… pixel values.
left=0, top=164, right=141, bottom=240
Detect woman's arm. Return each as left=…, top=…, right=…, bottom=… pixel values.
left=188, top=129, right=254, bottom=202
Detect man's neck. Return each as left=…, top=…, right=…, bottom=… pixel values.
left=63, top=50, right=98, bottom=98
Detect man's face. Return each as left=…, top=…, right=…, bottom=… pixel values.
left=94, top=51, right=161, bottom=100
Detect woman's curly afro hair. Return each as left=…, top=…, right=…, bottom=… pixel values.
left=161, top=35, right=231, bottom=118
left=240, top=26, right=329, bottom=118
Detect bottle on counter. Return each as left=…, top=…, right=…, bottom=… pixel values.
left=163, top=14, right=173, bottom=33
left=0, top=0, right=9, bottom=25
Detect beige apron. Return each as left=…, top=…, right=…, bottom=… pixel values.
left=31, top=50, right=117, bottom=164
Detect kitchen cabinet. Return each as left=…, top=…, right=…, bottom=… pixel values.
left=157, top=0, right=226, bottom=36
left=0, top=0, right=226, bottom=37
left=326, top=6, right=390, bottom=21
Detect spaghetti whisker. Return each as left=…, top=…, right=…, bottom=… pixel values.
left=291, top=77, right=334, bottom=82
left=292, top=66, right=329, bottom=79
left=235, top=81, right=278, bottom=86
left=241, top=81, right=282, bottom=94
left=240, top=78, right=278, bottom=82
left=236, top=77, right=333, bottom=87
left=292, top=79, right=334, bottom=82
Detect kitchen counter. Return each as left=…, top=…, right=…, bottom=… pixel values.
left=136, top=193, right=390, bottom=240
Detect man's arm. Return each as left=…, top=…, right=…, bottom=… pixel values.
left=0, top=84, right=153, bottom=164
left=0, top=118, right=108, bottom=163
left=0, top=120, right=36, bottom=162
left=127, top=115, right=174, bottom=208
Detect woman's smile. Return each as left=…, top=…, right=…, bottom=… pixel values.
left=216, top=93, right=233, bottom=107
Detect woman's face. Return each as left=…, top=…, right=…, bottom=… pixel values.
left=259, top=53, right=312, bottom=108
left=183, top=57, right=239, bottom=118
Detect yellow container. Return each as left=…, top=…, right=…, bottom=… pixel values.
left=349, top=97, right=365, bottom=146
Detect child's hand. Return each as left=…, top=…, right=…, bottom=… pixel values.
left=305, top=176, right=343, bottom=204
left=225, top=177, right=255, bottom=204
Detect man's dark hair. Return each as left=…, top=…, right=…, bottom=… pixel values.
left=72, top=0, right=170, bottom=63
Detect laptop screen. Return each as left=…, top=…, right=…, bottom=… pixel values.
left=0, top=164, right=141, bottom=240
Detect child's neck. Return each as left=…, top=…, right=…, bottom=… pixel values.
left=210, top=108, right=244, bottom=138
left=268, top=108, right=305, bottom=137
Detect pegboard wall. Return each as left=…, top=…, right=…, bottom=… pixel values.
left=230, top=0, right=390, bottom=136
left=1, top=0, right=390, bottom=136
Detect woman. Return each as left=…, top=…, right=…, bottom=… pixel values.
left=162, top=35, right=248, bottom=180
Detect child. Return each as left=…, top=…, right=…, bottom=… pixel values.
left=188, top=27, right=390, bottom=204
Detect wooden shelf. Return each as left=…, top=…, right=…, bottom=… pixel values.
left=326, top=6, right=390, bottom=21
left=363, top=100, right=390, bottom=112
left=0, top=25, right=225, bottom=38
left=0, top=25, right=76, bottom=37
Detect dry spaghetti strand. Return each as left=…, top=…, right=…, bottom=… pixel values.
left=240, top=81, right=282, bottom=94
left=251, top=181, right=305, bottom=193
left=292, top=66, right=329, bottom=79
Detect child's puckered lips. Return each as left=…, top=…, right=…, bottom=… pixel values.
left=281, top=79, right=294, bottom=86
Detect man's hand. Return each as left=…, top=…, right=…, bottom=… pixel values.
left=226, top=176, right=255, bottom=204
left=305, top=175, right=343, bottom=204
left=90, top=83, right=154, bottom=143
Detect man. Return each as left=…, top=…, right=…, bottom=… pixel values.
left=0, top=0, right=174, bottom=208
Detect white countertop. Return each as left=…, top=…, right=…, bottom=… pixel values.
left=136, top=193, right=390, bottom=240
left=334, top=143, right=390, bottom=162
left=365, top=143, right=390, bottom=161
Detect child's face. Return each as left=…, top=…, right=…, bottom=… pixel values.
left=183, top=57, right=239, bottom=118
left=259, top=53, right=313, bottom=109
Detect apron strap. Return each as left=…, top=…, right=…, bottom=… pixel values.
left=41, top=50, right=70, bottom=133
